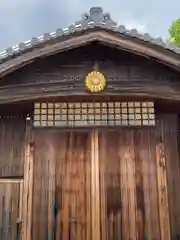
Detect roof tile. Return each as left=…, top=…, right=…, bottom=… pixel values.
left=43, top=33, right=51, bottom=41
left=0, top=7, right=180, bottom=62
left=31, top=37, right=39, bottom=46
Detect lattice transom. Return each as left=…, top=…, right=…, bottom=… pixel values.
left=33, top=101, right=155, bottom=127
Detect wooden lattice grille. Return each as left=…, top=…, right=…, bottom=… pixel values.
left=33, top=101, right=155, bottom=127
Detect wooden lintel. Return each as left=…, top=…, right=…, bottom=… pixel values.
left=0, top=178, right=23, bottom=183
left=1, top=82, right=180, bottom=104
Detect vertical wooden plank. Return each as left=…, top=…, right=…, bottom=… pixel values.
left=91, top=129, right=100, bottom=240
left=116, top=135, right=123, bottom=240
left=4, top=183, right=11, bottom=240
left=148, top=129, right=161, bottom=239
left=22, top=117, right=34, bottom=240
left=48, top=144, right=55, bottom=240
left=162, top=115, right=180, bottom=238
left=156, top=141, right=170, bottom=240
left=56, top=132, right=67, bottom=240
left=11, top=182, right=19, bottom=240
left=62, top=132, right=71, bottom=240
left=22, top=143, right=34, bottom=240
left=159, top=116, right=175, bottom=238
left=119, top=130, right=130, bottom=240
left=0, top=184, right=3, bottom=240
left=170, top=117, right=180, bottom=237
left=156, top=114, right=180, bottom=238
left=86, top=133, right=91, bottom=240
left=18, top=181, right=24, bottom=240
left=19, top=181, right=23, bottom=222
left=69, top=133, right=77, bottom=240
left=32, top=134, right=41, bottom=240
left=125, top=130, right=136, bottom=240
left=27, top=144, right=34, bottom=240
left=78, top=133, right=87, bottom=240
left=22, top=143, right=30, bottom=240
left=134, top=130, right=146, bottom=239
left=1, top=184, right=5, bottom=239
left=99, top=132, right=107, bottom=240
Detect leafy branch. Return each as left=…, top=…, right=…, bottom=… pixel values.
left=168, top=19, right=180, bottom=47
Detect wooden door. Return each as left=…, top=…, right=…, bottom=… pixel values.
left=31, top=127, right=169, bottom=240
left=0, top=180, right=23, bottom=240
left=98, top=129, right=161, bottom=240
left=32, top=130, right=92, bottom=240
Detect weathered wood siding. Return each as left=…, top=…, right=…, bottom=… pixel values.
left=32, top=130, right=91, bottom=240
left=0, top=43, right=180, bottom=103
left=29, top=113, right=180, bottom=239
left=0, top=117, right=26, bottom=177
left=157, top=114, right=180, bottom=239
left=99, top=129, right=160, bottom=240
left=0, top=109, right=179, bottom=239
left=0, top=181, right=23, bottom=240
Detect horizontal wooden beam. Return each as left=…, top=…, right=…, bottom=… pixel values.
left=0, top=178, right=23, bottom=183
left=0, top=81, right=180, bottom=103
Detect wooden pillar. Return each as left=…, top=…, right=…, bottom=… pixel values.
left=22, top=115, right=34, bottom=240
left=91, top=129, right=100, bottom=240
left=156, top=142, right=171, bottom=240
left=17, top=180, right=24, bottom=240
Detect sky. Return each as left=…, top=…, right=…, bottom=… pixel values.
left=0, top=0, right=179, bottom=52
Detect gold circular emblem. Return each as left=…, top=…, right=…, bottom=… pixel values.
left=85, top=71, right=106, bottom=92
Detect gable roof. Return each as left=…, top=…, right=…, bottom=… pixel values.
left=0, top=7, right=180, bottom=78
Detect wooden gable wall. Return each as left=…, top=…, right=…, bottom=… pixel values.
left=0, top=42, right=180, bottom=103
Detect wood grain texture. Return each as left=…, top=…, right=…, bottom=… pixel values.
left=21, top=117, right=34, bottom=240
left=0, top=115, right=178, bottom=239
left=32, top=130, right=91, bottom=240
left=98, top=129, right=160, bottom=240
left=0, top=117, right=25, bottom=177
left=156, top=141, right=170, bottom=240
left=91, top=129, right=100, bottom=240
left=0, top=43, right=180, bottom=103
left=0, top=28, right=180, bottom=80
left=0, top=181, right=22, bottom=240
left=156, top=114, right=180, bottom=239
left=22, top=143, right=34, bottom=240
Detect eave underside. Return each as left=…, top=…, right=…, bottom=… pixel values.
left=0, top=29, right=180, bottom=79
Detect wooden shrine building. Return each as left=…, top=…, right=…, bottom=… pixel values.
left=1, top=6, right=180, bottom=240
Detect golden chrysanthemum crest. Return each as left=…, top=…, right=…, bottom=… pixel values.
left=85, top=71, right=106, bottom=92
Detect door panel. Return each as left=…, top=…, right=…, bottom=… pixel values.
left=32, top=130, right=91, bottom=240
left=32, top=128, right=161, bottom=240
left=0, top=181, right=22, bottom=240
left=99, top=129, right=160, bottom=240
left=56, top=131, right=91, bottom=240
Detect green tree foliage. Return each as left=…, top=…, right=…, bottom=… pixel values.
left=168, top=19, right=180, bottom=47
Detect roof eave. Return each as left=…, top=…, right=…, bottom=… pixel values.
left=0, top=29, right=180, bottom=79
